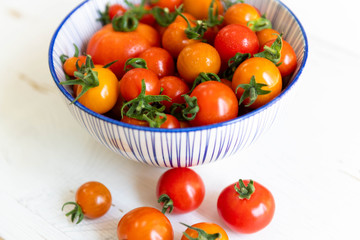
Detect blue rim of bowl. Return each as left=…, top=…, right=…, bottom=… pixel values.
left=48, top=0, right=308, bottom=133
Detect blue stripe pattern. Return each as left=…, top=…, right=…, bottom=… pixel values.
left=49, top=0, right=308, bottom=167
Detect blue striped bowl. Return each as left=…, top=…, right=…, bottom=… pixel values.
left=49, top=0, right=308, bottom=167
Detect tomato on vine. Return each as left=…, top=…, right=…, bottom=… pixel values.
left=156, top=168, right=205, bottom=214
left=217, top=179, right=275, bottom=234
left=117, top=207, right=174, bottom=240
left=62, top=181, right=112, bottom=223
left=232, top=57, right=282, bottom=109
left=181, top=222, right=228, bottom=240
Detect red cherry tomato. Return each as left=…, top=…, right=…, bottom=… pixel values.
left=121, top=115, right=149, bottom=127
left=108, top=4, right=126, bottom=20
left=189, top=81, right=238, bottom=127
left=62, top=181, right=112, bottom=223
left=150, top=0, right=183, bottom=12
left=160, top=114, right=181, bottom=128
left=117, top=207, right=174, bottom=240
left=139, top=47, right=175, bottom=78
left=159, top=76, right=190, bottom=112
left=120, top=68, right=161, bottom=101
left=156, top=168, right=205, bottom=214
left=262, top=39, right=297, bottom=77
left=86, top=24, right=151, bottom=78
left=214, top=24, right=259, bottom=63
left=217, top=179, right=275, bottom=234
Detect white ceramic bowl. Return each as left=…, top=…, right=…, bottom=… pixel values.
left=49, top=0, right=308, bottom=167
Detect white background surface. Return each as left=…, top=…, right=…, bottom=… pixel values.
left=1, top=0, right=360, bottom=239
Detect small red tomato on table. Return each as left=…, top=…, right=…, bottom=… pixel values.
left=217, top=179, right=275, bottom=234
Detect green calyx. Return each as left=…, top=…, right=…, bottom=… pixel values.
left=206, top=0, right=224, bottom=28
left=247, top=14, right=272, bottom=32
left=60, top=55, right=99, bottom=103
left=181, top=223, right=221, bottom=240
left=112, top=11, right=139, bottom=32
left=121, top=79, right=171, bottom=128
left=189, top=72, right=221, bottom=93
left=97, top=3, right=111, bottom=25
left=254, top=33, right=283, bottom=65
left=124, top=58, right=148, bottom=72
left=62, top=202, right=84, bottom=224
left=158, top=194, right=174, bottom=214
left=152, top=5, right=183, bottom=27
left=181, top=94, right=199, bottom=121
left=222, top=52, right=251, bottom=80
left=176, top=9, right=207, bottom=40
left=234, top=179, right=255, bottom=199
left=235, top=75, right=271, bottom=107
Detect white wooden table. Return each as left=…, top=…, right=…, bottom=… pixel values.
left=1, top=0, right=359, bottom=239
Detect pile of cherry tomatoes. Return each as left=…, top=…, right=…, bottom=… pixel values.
left=63, top=168, right=275, bottom=239
left=60, top=0, right=297, bottom=129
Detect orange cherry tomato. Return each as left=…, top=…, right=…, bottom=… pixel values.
left=117, top=207, right=174, bottom=240
left=75, top=181, right=112, bottom=219
left=224, top=3, right=260, bottom=26
left=162, top=21, right=200, bottom=58
left=256, top=28, right=280, bottom=47
left=120, top=68, right=161, bottom=101
left=86, top=24, right=151, bottom=78
left=76, top=66, right=119, bottom=114
left=150, top=0, right=183, bottom=12
left=135, top=23, right=161, bottom=47
left=139, top=47, right=175, bottom=78
left=159, top=76, right=190, bottom=111
left=262, top=39, right=297, bottom=77
left=183, top=0, right=223, bottom=20
left=160, top=114, right=181, bottom=128
left=177, top=42, right=221, bottom=84
left=181, top=222, right=228, bottom=240
left=121, top=115, right=149, bottom=127
left=63, top=55, right=86, bottom=77
left=232, top=57, right=282, bottom=109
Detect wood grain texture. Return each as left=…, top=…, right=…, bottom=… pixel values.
left=0, top=0, right=359, bottom=239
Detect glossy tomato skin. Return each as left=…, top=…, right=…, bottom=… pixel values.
left=160, top=114, right=181, bottom=128
left=120, top=68, right=161, bottom=101
left=135, top=23, right=161, bottom=47
left=214, top=24, right=259, bottom=63
left=139, top=47, right=175, bottom=78
left=108, top=4, right=126, bottom=20
left=86, top=24, right=151, bottom=78
left=232, top=57, right=282, bottom=109
left=160, top=76, right=190, bottom=112
left=75, top=181, right=112, bottom=219
left=183, top=0, right=223, bottom=20
left=217, top=180, right=275, bottom=234
left=189, top=81, right=238, bottom=127
left=121, top=115, right=149, bottom=127
left=63, top=55, right=86, bottom=77
left=76, top=67, right=119, bottom=114
left=162, top=21, right=200, bottom=58
left=181, top=222, right=228, bottom=240
left=177, top=42, right=221, bottom=84
left=117, top=207, right=174, bottom=240
left=150, top=0, right=183, bottom=12
left=256, top=28, right=280, bottom=47
left=262, top=39, right=297, bottom=77
left=224, top=3, right=261, bottom=26
left=156, top=168, right=205, bottom=214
